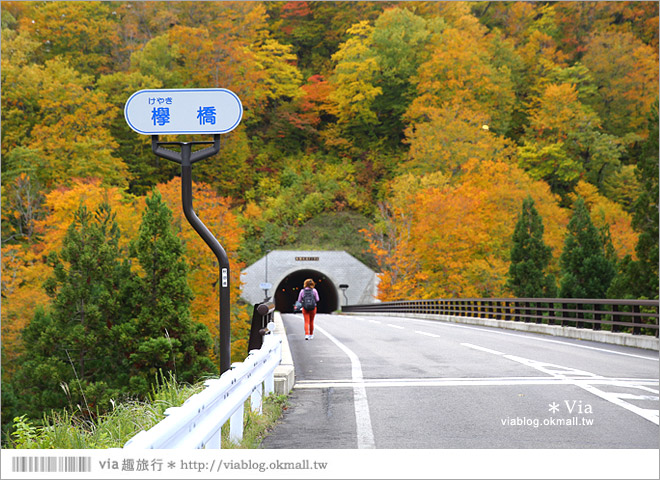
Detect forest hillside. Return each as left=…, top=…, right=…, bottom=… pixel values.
left=1, top=1, right=658, bottom=434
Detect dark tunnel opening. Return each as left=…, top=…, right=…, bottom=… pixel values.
left=274, top=269, right=338, bottom=313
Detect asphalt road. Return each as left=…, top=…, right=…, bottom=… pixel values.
left=260, top=313, right=659, bottom=449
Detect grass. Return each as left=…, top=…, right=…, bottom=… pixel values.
left=221, top=394, right=289, bottom=449
left=7, top=373, right=288, bottom=449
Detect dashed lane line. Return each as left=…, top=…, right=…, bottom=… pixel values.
left=402, top=316, right=659, bottom=362
left=414, top=330, right=442, bottom=338
left=461, top=343, right=505, bottom=356
left=341, top=314, right=657, bottom=362
left=386, top=324, right=404, bottom=330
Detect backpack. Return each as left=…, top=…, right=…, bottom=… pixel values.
left=301, top=288, right=317, bottom=311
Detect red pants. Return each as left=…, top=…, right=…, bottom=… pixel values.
left=303, top=307, right=317, bottom=335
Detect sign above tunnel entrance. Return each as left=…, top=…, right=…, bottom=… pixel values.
left=295, top=256, right=319, bottom=261
left=124, top=88, right=243, bottom=135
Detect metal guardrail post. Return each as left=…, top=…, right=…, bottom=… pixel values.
left=576, top=302, right=585, bottom=329
left=612, top=304, right=620, bottom=332
left=632, top=304, right=641, bottom=335
left=124, top=333, right=282, bottom=449
left=594, top=303, right=602, bottom=330
left=547, top=302, right=555, bottom=326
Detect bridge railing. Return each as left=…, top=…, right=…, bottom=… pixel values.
left=247, top=300, right=275, bottom=353
left=124, top=309, right=281, bottom=449
left=343, top=298, right=659, bottom=337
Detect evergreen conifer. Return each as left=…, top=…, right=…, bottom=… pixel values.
left=506, top=197, right=556, bottom=297
left=559, top=197, right=616, bottom=298
left=631, top=102, right=659, bottom=298
left=16, top=204, right=131, bottom=417
left=123, top=189, right=215, bottom=395
left=608, top=103, right=659, bottom=299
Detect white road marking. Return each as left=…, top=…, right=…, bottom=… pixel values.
left=466, top=343, right=660, bottom=425
left=404, top=316, right=659, bottom=361
left=315, top=324, right=376, bottom=449
left=576, top=382, right=659, bottom=425
left=296, top=377, right=579, bottom=388
left=369, top=319, right=381, bottom=324
left=615, top=394, right=659, bottom=401
left=635, top=385, right=659, bottom=395
left=294, top=377, right=659, bottom=389
left=461, top=343, right=505, bottom=356
left=414, top=330, right=441, bottom=338
left=386, top=324, right=404, bottom=330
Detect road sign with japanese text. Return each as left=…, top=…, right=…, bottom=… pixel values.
left=124, top=88, right=243, bottom=135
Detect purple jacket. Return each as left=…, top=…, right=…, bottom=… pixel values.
left=297, top=287, right=319, bottom=303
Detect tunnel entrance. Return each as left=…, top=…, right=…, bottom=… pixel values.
left=274, top=269, right=338, bottom=313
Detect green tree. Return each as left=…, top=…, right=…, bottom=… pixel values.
left=122, top=189, right=216, bottom=395
left=96, top=70, right=176, bottom=196
left=506, top=197, right=556, bottom=297
left=328, top=21, right=382, bottom=139
left=631, top=102, right=659, bottom=298
left=15, top=203, right=131, bottom=418
left=518, top=83, right=623, bottom=199
left=1, top=56, right=127, bottom=188
left=608, top=102, right=659, bottom=299
left=559, top=197, right=616, bottom=298
left=369, top=7, right=442, bottom=146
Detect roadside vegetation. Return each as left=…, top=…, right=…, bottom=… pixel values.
left=6, top=373, right=288, bottom=449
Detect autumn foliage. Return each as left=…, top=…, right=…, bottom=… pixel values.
left=1, top=1, right=657, bottom=428
left=365, top=160, right=569, bottom=300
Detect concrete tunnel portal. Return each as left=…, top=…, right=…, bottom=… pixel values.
left=274, top=269, right=339, bottom=314
left=241, top=251, right=377, bottom=311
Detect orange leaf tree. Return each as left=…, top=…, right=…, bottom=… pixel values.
left=156, top=179, right=249, bottom=362
left=366, top=161, right=568, bottom=301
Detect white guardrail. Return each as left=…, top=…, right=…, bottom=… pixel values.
left=124, top=325, right=282, bottom=449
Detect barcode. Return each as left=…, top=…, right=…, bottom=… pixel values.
left=12, top=456, right=92, bottom=473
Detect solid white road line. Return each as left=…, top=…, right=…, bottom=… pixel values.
left=314, top=324, right=376, bottom=449
left=576, top=382, right=659, bottom=425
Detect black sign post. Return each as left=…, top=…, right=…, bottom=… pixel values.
left=125, top=88, right=243, bottom=375
left=151, top=135, right=231, bottom=374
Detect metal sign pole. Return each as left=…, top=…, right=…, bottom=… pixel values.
left=151, top=135, right=231, bottom=374
left=125, top=88, right=243, bottom=375
left=339, top=284, right=349, bottom=306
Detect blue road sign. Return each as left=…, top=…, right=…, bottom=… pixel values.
left=124, top=88, right=243, bottom=135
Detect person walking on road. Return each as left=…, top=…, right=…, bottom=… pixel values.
left=298, top=278, right=319, bottom=340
